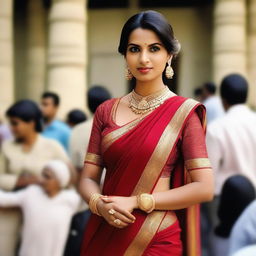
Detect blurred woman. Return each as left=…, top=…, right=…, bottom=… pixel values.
left=210, top=175, right=256, bottom=256
left=0, top=160, right=80, bottom=256
left=0, top=100, right=69, bottom=256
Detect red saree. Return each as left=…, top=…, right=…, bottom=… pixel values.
left=81, top=95, right=210, bottom=256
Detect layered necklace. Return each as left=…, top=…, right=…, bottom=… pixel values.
left=128, top=86, right=174, bottom=115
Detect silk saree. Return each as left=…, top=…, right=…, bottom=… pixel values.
left=81, top=95, right=211, bottom=256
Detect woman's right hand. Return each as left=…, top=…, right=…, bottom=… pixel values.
left=96, top=198, right=136, bottom=229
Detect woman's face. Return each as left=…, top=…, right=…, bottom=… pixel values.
left=125, top=28, right=172, bottom=83
left=8, top=117, right=35, bottom=140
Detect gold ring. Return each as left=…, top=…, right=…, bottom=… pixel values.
left=114, top=219, right=121, bottom=225
left=108, top=209, right=116, bottom=215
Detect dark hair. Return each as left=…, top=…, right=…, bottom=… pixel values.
left=88, top=86, right=111, bottom=113
left=6, top=100, right=43, bottom=132
left=203, top=82, right=216, bottom=95
left=41, top=92, right=60, bottom=106
left=118, top=10, right=180, bottom=57
left=215, top=175, right=256, bottom=238
left=220, top=74, right=248, bottom=105
left=67, top=109, right=87, bottom=126
left=194, top=87, right=203, bottom=97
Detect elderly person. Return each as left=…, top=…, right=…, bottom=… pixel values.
left=0, top=160, right=80, bottom=256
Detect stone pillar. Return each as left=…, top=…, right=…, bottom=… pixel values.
left=248, top=0, right=256, bottom=108
left=26, top=0, right=46, bottom=101
left=46, top=0, right=87, bottom=119
left=0, top=0, right=14, bottom=117
left=213, top=0, right=247, bottom=86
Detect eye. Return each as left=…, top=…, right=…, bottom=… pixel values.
left=128, top=46, right=140, bottom=53
left=150, top=45, right=160, bottom=52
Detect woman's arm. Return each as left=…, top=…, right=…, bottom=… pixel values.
left=102, top=169, right=213, bottom=212
left=151, top=169, right=214, bottom=210
left=79, top=162, right=136, bottom=228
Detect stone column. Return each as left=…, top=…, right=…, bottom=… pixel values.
left=213, top=0, right=247, bottom=86
left=248, top=0, right=256, bottom=108
left=26, top=0, right=47, bottom=101
left=0, top=0, right=14, bottom=117
left=46, top=0, right=87, bottom=119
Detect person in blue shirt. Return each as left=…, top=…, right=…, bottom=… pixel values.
left=41, top=92, right=71, bottom=151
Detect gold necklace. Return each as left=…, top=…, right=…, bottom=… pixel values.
left=128, top=86, right=173, bottom=115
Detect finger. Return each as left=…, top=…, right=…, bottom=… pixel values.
left=113, top=205, right=136, bottom=221
left=101, top=197, right=113, bottom=203
left=113, top=211, right=135, bottom=224
left=110, top=219, right=128, bottom=229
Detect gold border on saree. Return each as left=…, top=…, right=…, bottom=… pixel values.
left=84, top=152, right=103, bottom=166
left=185, top=158, right=212, bottom=171
left=124, top=98, right=202, bottom=255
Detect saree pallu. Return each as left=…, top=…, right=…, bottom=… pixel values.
left=81, top=96, right=206, bottom=256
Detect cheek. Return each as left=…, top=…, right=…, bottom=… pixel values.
left=125, top=54, right=137, bottom=68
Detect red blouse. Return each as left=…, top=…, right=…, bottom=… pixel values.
left=85, top=98, right=210, bottom=177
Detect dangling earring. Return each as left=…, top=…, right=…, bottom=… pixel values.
left=165, top=61, right=174, bottom=79
left=125, top=68, right=133, bottom=80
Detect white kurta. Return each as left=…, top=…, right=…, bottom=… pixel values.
left=0, top=185, right=80, bottom=256
left=203, top=95, right=224, bottom=124
left=206, top=104, right=256, bottom=195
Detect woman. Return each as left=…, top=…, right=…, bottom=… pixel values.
left=0, top=160, right=80, bottom=256
left=79, top=10, right=214, bottom=256
left=0, top=100, right=69, bottom=256
left=211, top=175, right=256, bottom=256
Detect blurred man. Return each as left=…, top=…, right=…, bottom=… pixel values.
left=66, top=109, right=87, bottom=128
left=69, top=86, right=111, bottom=171
left=206, top=74, right=256, bottom=196
left=41, top=92, right=71, bottom=151
left=202, top=82, right=224, bottom=123
left=65, top=86, right=111, bottom=255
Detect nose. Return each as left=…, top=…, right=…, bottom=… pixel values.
left=139, top=50, right=150, bottom=65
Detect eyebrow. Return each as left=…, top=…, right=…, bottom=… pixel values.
left=127, top=42, right=163, bottom=47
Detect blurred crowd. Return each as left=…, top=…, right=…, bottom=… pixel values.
left=195, top=74, right=256, bottom=256
left=0, top=73, right=256, bottom=256
left=0, top=86, right=111, bottom=256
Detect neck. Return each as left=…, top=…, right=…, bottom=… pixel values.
left=23, top=132, right=38, bottom=147
left=48, top=189, right=60, bottom=198
left=134, top=77, right=166, bottom=96
left=44, top=116, right=55, bottom=125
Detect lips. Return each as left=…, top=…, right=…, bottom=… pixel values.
left=137, top=67, right=153, bottom=74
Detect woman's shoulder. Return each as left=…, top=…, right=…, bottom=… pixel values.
left=95, top=97, right=120, bottom=117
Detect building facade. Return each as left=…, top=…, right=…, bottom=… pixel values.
left=0, top=0, right=255, bottom=118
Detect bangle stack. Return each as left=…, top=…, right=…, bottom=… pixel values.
left=137, top=193, right=155, bottom=213
left=89, top=193, right=102, bottom=216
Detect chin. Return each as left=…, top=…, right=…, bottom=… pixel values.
left=135, top=75, right=157, bottom=83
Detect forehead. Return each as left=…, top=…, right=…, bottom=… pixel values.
left=128, top=28, right=161, bottom=45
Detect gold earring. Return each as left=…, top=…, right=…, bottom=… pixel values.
left=125, top=68, right=133, bottom=80
left=165, top=62, right=174, bottom=79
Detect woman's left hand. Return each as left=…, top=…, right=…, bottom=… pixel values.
left=101, top=195, right=138, bottom=213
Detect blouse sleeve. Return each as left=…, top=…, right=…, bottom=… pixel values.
left=182, top=111, right=212, bottom=171
left=84, top=104, right=104, bottom=167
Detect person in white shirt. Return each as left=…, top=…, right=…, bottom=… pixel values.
left=205, top=74, right=256, bottom=255
left=202, top=82, right=225, bottom=123
left=206, top=74, right=256, bottom=196
left=69, top=86, right=111, bottom=172
left=0, top=160, right=80, bottom=256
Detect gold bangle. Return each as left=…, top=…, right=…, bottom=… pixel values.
left=137, top=193, right=155, bottom=213
left=89, top=193, right=102, bottom=216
